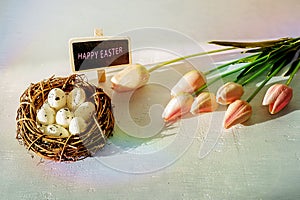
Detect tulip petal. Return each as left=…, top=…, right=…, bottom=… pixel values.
left=111, top=64, right=150, bottom=92
left=162, top=93, right=194, bottom=122
left=216, top=82, right=244, bottom=105
left=262, top=84, right=293, bottom=114
left=224, top=100, right=252, bottom=129
left=269, top=86, right=293, bottom=114
left=190, top=92, right=218, bottom=114
left=262, top=84, right=284, bottom=105
left=171, top=70, right=206, bottom=96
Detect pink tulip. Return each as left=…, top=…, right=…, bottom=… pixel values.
left=171, top=70, right=206, bottom=96
left=262, top=84, right=293, bottom=114
left=224, top=100, right=252, bottom=129
left=111, top=64, right=150, bottom=92
left=162, top=93, right=194, bottom=122
left=216, top=82, right=244, bottom=105
left=190, top=92, right=218, bottom=114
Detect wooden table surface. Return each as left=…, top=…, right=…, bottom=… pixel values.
left=1, top=1, right=300, bottom=199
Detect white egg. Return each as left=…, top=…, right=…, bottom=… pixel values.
left=56, top=108, right=74, bottom=128
left=48, top=88, right=67, bottom=110
left=44, top=124, right=70, bottom=137
left=67, top=87, right=86, bottom=111
left=74, top=102, right=96, bottom=122
left=69, top=117, right=88, bottom=135
left=36, top=103, right=56, bottom=125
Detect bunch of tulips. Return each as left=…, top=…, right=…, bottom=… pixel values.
left=111, top=37, right=300, bottom=129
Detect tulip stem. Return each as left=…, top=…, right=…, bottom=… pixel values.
left=246, top=62, right=286, bottom=103
left=147, top=47, right=236, bottom=73
left=239, top=63, right=271, bottom=86
left=286, top=59, right=300, bottom=86
left=232, top=54, right=270, bottom=83
left=234, top=41, right=300, bottom=87
left=238, top=53, right=287, bottom=86
left=204, top=53, right=259, bottom=75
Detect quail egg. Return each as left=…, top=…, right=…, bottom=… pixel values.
left=67, top=87, right=86, bottom=111
left=48, top=88, right=67, bottom=110
left=44, top=124, right=70, bottom=137
left=74, top=102, right=96, bottom=122
left=69, top=117, right=88, bottom=135
left=36, top=103, right=56, bottom=125
left=56, top=108, right=74, bottom=128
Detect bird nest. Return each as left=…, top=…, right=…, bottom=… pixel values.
left=16, top=74, right=114, bottom=162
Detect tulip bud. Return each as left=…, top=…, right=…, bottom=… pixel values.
left=262, top=84, right=293, bottom=114
left=171, top=70, right=206, bottom=96
left=216, top=82, right=244, bottom=105
left=224, top=100, right=252, bottom=129
left=111, top=64, right=150, bottom=92
left=190, top=92, right=218, bottom=114
left=162, top=93, right=194, bottom=122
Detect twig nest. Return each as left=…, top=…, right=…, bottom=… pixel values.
left=16, top=74, right=115, bottom=162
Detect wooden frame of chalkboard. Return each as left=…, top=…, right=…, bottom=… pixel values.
left=69, top=36, right=131, bottom=72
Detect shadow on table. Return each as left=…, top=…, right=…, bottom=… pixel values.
left=93, top=124, right=177, bottom=157
left=94, top=81, right=182, bottom=157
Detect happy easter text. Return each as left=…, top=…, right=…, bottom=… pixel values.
left=77, top=47, right=123, bottom=60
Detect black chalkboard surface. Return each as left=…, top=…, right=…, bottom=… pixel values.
left=69, top=37, right=131, bottom=72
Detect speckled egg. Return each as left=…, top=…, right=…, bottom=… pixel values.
left=48, top=88, right=67, bottom=110
left=74, top=102, right=96, bottom=122
left=44, top=124, right=70, bottom=137
left=36, top=103, right=56, bottom=125
left=67, top=87, right=86, bottom=111
left=69, top=117, right=88, bottom=135
left=55, top=108, right=74, bottom=128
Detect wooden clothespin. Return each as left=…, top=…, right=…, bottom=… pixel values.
left=94, top=28, right=106, bottom=83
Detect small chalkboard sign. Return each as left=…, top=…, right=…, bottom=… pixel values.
left=69, top=37, right=131, bottom=72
